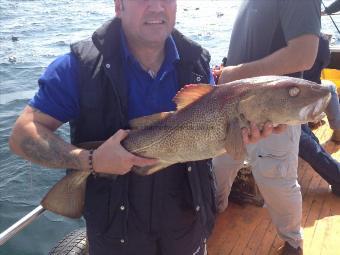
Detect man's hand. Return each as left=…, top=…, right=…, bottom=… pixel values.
left=218, top=65, right=245, bottom=84
left=92, top=129, right=158, bottom=175
left=212, top=65, right=223, bottom=84
left=242, top=122, right=287, bottom=144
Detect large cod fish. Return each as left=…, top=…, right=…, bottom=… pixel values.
left=42, top=76, right=331, bottom=218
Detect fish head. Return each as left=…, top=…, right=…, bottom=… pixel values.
left=236, top=76, right=331, bottom=126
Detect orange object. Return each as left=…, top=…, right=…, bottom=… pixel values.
left=321, top=68, right=340, bottom=94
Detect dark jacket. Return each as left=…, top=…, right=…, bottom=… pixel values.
left=303, top=34, right=331, bottom=84
left=69, top=18, right=216, bottom=248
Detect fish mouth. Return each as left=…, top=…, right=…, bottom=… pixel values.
left=299, top=93, right=331, bottom=122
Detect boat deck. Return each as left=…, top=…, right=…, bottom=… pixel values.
left=208, top=121, right=340, bottom=255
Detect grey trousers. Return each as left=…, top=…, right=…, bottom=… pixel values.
left=213, top=125, right=303, bottom=249
left=322, top=81, right=340, bottom=130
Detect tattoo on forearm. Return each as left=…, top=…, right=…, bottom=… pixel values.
left=21, top=133, right=82, bottom=169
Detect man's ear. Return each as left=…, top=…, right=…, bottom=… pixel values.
left=115, top=0, right=124, bottom=16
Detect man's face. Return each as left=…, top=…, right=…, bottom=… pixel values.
left=115, top=0, right=177, bottom=48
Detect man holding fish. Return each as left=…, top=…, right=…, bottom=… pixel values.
left=8, top=0, right=330, bottom=254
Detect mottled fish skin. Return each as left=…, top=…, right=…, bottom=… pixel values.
left=41, top=75, right=331, bottom=218
left=123, top=76, right=331, bottom=165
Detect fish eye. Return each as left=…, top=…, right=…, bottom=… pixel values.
left=288, top=87, right=300, bottom=97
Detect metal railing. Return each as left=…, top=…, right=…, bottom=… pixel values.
left=0, top=205, right=45, bottom=246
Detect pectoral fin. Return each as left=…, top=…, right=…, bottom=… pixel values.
left=225, top=118, right=246, bottom=160
left=41, top=170, right=90, bottom=218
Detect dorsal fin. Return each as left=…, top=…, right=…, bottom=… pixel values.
left=173, top=84, right=214, bottom=110
left=129, top=112, right=173, bottom=129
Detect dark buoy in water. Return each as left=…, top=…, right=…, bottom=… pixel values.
left=222, top=57, right=228, bottom=67
left=216, top=12, right=224, bottom=17
left=8, top=56, right=16, bottom=63
left=11, top=36, right=18, bottom=42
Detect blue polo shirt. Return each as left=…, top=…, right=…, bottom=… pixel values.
left=29, top=30, right=214, bottom=122
left=120, top=30, right=180, bottom=120
left=29, top=31, right=180, bottom=123
left=29, top=52, right=80, bottom=122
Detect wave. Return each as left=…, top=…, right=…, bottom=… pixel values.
left=0, top=90, right=36, bottom=105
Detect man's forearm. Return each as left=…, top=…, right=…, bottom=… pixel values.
left=10, top=122, right=88, bottom=170
left=220, top=47, right=311, bottom=83
left=242, top=35, right=318, bottom=77
left=219, top=35, right=318, bottom=84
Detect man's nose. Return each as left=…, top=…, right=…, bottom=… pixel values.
left=147, top=0, right=169, bottom=11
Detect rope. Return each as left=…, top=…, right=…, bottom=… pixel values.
left=322, top=0, right=340, bottom=35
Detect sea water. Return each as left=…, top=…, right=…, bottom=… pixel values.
left=1, top=1, right=339, bottom=254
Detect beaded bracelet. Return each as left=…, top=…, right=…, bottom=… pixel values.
left=88, top=149, right=96, bottom=176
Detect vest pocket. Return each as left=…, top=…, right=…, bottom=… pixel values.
left=84, top=175, right=126, bottom=238
left=81, top=87, right=101, bottom=110
left=192, top=160, right=217, bottom=235
left=83, top=176, right=112, bottom=235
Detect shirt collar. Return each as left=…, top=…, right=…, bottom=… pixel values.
left=120, top=27, right=180, bottom=68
